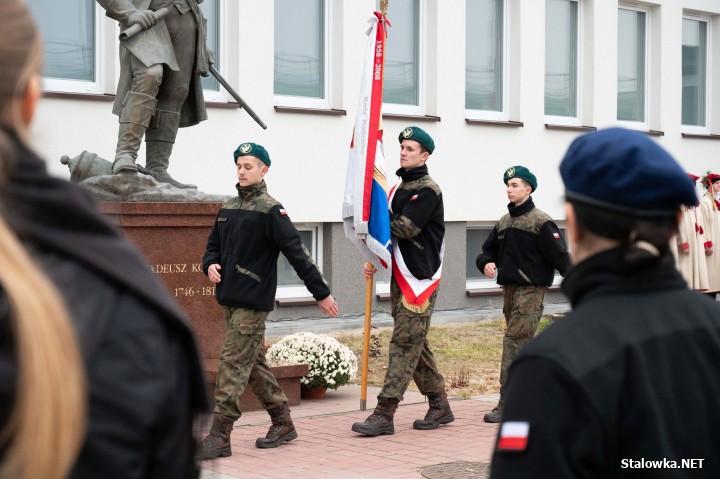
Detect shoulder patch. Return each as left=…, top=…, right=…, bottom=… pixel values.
left=279, top=208, right=288, bottom=216
left=497, top=421, right=529, bottom=452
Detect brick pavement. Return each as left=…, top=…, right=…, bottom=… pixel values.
left=200, top=385, right=500, bottom=479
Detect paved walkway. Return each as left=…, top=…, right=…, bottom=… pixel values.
left=200, top=386, right=500, bottom=479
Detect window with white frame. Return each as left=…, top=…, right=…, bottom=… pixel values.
left=381, top=0, right=422, bottom=113
left=27, top=0, right=103, bottom=94
left=617, top=7, right=647, bottom=125
left=681, top=17, right=708, bottom=129
left=276, top=226, right=322, bottom=298
left=274, top=0, right=328, bottom=108
left=545, top=0, right=579, bottom=122
left=465, top=0, right=505, bottom=118
left=199, top=0, right=221, bottom=96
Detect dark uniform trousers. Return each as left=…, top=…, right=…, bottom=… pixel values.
left=379, top=278, right=446, bottom=401
left=500, top=284, right=547, bottom=387
left=214, top=306, right=288, bottom=420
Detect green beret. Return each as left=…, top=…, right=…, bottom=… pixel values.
left=504, top=165, right=537, bottom=192
left=398, top=126, right=435, bottom=154
left=233, top=142, right=271, bottom=167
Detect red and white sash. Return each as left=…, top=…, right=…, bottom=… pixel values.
left=388, top=184, right=444, bottom=307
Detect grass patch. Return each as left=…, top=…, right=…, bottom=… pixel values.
left=266, top=315, right=557, bottom=398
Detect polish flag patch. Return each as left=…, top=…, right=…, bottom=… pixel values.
left=497, top=421, right=530, bottom=452
left=279, top=209, right=288, bottom=216
left=553, top=232, right=560, bottom=239
left=410, top=194, right=418, bottom=201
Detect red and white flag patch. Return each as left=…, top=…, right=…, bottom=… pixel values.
left=410, top=194, right=418, bottom=201
left=497, top=421, right=529, bottom=452
left=279, top=209, right=288, bottom=216
left=553, top=232, right=560, bottom=239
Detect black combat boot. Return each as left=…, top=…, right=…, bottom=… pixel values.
left=198, top=413, right=235, bottom=460
left=255, top=405, right=298, bottom=448
left=351, top=397, right=399, bottom=436
left=413, top=390, right=455, bottom=430
left=483, top=394, right=505, bottom=423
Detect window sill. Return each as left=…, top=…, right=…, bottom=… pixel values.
left=466, top=285, right=561, bottom=297
left=206, top=101, right=243, bottom=109
left=465, top=119, right=523, bottom=128
left=466, top=287, right=502, bottom=297
left=545, top=124, right=597, bottom=132
left=276, top=297, right=317, bottom=307
left=681, top=133, right=720, bottom=140
left=643, top=130, right=665, bottom=137
left=274, top=106, right=347, bottom=116
left=42, top=91, right=114, bottom=102
left=382, top=113, right=441, bottom=122
left=42, top=91, right=244, bottom=110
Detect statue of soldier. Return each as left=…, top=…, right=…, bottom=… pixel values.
left=97, top=0, right=209, bottom=189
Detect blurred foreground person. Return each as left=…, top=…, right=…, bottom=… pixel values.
left=491, top=128, right=720, bottom=478
left=0, top=2, right=209, bottom=478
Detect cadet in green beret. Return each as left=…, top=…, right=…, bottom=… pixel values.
left=476, top=165, right=570, bottom=423
left=199, top=142, right=339, bottom=459
left=353, top=126, right=454, bottom=436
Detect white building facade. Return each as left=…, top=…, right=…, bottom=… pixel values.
left=27, top=0, right=720, bottom=318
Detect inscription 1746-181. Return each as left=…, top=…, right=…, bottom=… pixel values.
left=148, top=262, right=214, bottom=298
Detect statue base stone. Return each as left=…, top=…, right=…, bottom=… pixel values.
left=99, top=201, right=306, bottom=410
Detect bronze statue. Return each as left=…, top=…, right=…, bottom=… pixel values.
left=97, top=0, right=209, bottom=189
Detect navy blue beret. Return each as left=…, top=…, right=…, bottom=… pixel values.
left=560, top=128, right=698, bottom=215
left=234, top=142, right=271, bottom=167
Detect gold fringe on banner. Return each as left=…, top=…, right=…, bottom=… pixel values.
left=401, top=296, right=430, bottom=314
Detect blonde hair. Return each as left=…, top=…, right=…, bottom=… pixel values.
left=0, top=1, right=86, bottom=478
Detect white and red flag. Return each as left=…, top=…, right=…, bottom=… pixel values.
left=342, top=12, right=392, bottom=281
left=497, top=421, right=530, bottom=452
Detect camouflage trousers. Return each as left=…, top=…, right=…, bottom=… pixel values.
left=499, top=285, right=547, bottom=388
left=213, top=306, right=288, bottom=420
left=379, top=278, right=446, bottom=401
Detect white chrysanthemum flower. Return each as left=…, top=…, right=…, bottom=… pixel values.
left=266, top=332, right=358, bottom=390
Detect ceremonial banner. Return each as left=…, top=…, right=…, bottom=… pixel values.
left=342, top=12, right=391, bottom=281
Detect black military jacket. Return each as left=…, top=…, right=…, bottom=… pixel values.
left=477, top=198, right=569, bottom=286
left=391, top=164, right=444, bottom=279
left=203, top=181, right=330, bottom=311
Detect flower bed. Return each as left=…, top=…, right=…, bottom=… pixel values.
left=267, top=332, right=358, bottom=390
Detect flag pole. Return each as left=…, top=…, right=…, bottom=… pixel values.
left=359, top=0, right=388, bottom=412
left=360, top=262, right=374, bottom=411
